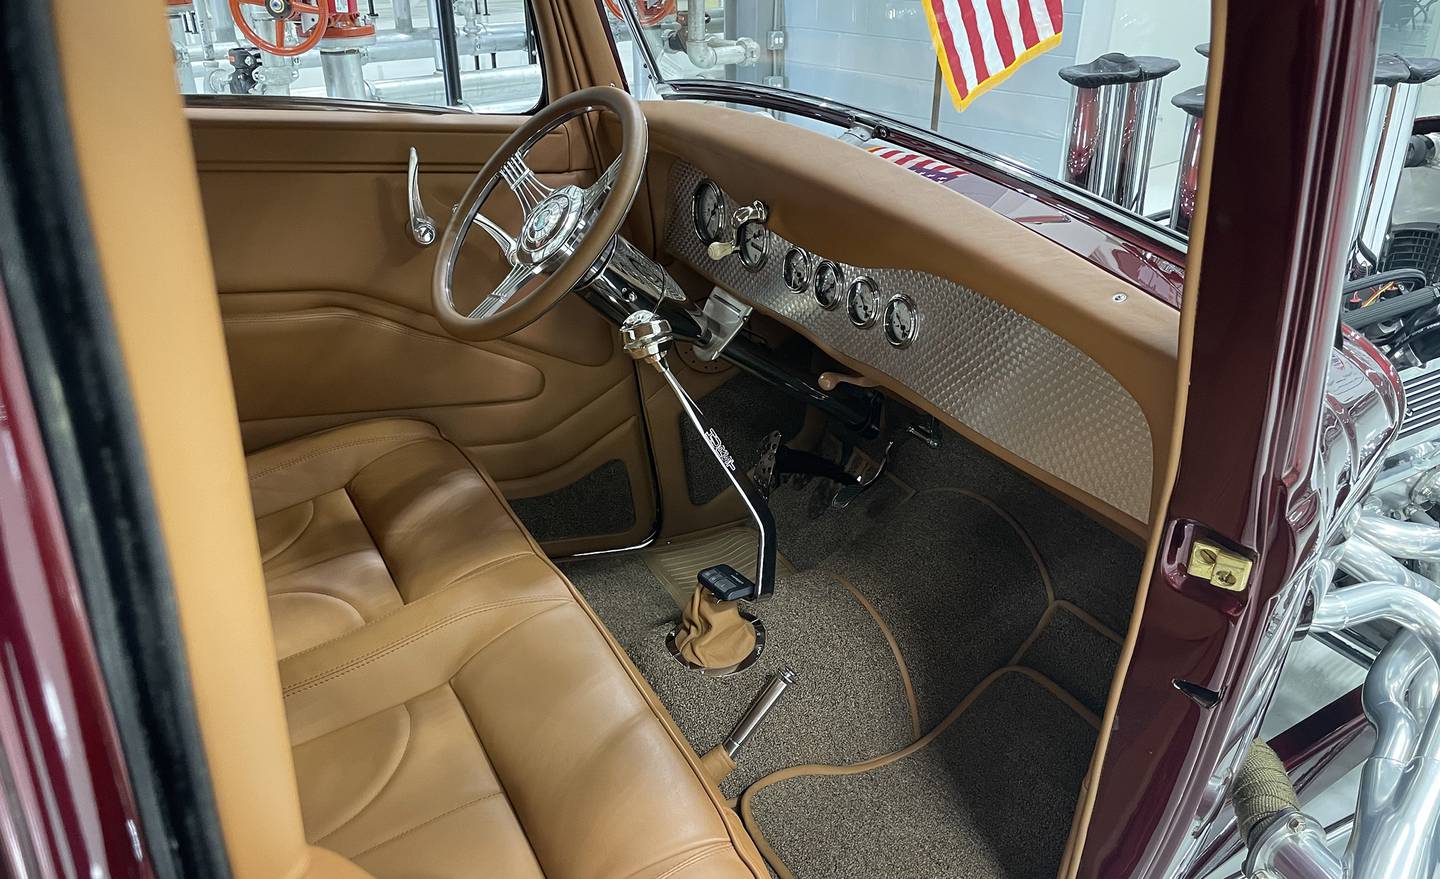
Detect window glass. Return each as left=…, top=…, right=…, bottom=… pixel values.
left=167, top=0, right=542, bottom=112
left=607, top=0, right=1210, bottom=228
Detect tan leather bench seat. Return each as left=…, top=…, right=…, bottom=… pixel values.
left=247, top=419, right=765, bottom=878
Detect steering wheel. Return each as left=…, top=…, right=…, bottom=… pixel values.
left=432, top=87, right=648, bottom=341
left=229, top=0, right=327, bottom=57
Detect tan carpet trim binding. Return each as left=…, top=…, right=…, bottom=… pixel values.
left=738, top=667, right=1099, bottom=879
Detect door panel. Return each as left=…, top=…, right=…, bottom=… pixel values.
left=190, top=108, right=656, bottom=555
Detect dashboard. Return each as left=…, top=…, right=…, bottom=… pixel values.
left=660, top=160, right=1157, bottom=528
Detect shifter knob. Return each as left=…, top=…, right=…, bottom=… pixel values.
left=620, top=310, right=673, bottom=366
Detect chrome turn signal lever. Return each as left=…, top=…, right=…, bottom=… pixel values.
left=620, top=311, right=778, bottom=600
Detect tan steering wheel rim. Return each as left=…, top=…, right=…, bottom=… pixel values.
left=431, top=86, right=648, bottom=341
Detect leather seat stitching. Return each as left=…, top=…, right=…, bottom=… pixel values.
left=283, top=598, right=569, bottom=695
left=250, top=433, right=435, bottom=480
left=259, top=499, right=316, bottom=563
left=347, top=791, right=505, bottom=858
left=277, top=553, right=537, bottom=660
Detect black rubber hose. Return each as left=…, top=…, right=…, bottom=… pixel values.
left=1231, top=738, right=1301, bottom=843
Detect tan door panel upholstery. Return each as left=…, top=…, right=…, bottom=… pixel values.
left=189, top=109, right=656, bottom=554
left=251, top=418, right=768, bottom=877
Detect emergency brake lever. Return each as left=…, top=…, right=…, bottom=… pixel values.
left=407, top=147, right=437, bottom=247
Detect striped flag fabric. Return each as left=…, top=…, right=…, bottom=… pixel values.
left=866, top=146, right=967, bottom=185
left=923, top=0, right=1064, bottom=111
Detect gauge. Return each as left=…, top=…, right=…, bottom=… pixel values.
left=813, top=260, right=843, bottom=310
left=884, top=293, right=920, bottom=348
left=692, top=179, right=727, bottom=244
left=782, top=247, right=811, bottom=292
left=847, top=277, right=880, bottom=328
left=736, top=221, right=771, bottom=270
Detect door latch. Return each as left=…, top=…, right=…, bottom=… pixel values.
left=1187, top=539, right=1253, bottom=592
left=407, top=147, right=437, bottom=247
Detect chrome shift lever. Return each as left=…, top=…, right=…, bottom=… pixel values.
left=621, top=311, right=778, bottom=600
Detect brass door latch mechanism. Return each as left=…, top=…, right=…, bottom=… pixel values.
left=1188, top=539, right=1254, bottom=592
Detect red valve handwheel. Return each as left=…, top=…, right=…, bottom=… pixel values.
left=604, top=0, right=676, bottom=27
left=229, top=0, right=327, bottom=57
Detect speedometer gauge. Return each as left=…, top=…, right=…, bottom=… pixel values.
left=813, top=261, right=843, bottom=310
left=737, top=221, right=771, bottom=270
left=884, top=293, right=920, bottom=348
left=847, top=277, right=880, bottom=328
left=692, top=179, right=726, bottom=244
left=782, top=247, right=811, bottom=292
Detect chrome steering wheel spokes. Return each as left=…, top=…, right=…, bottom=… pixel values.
left=431, top=86, right=646, bottom=342
left=452, top=150, right=623, bottom=323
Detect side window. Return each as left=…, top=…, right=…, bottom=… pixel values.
left=166, top=0, right=543, bottom=112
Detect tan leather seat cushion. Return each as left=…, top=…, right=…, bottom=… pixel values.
left=248, top=419, right=764, bottom=878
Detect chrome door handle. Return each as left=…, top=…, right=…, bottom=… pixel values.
left=407, top=147, right=437, bottom=247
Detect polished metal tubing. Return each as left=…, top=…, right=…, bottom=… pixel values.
left=368, top=64, right=541, bottom=106
left=320, top=48, right=368, bottom=100
left=1355, top=513, right=1440, bottom=562
left=1169, top=112, right=1203, bottom=233
left=1312, top=580, right=1440, bottom=878
left=723, top=668, right=796, bottom=758
left=1059, top=85, right=1102, bottom=193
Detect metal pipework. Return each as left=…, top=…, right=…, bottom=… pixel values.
left=1058, top=53, right=1179, bottom=212
left=723, top=667, right=796, bottom=758
left=1353, top=512, right=1440, bottom=563
left=1354, top=55, right=1440, bottom=262
left=679, top=0, right=758, bottom=69
left=1169, top=85, right=1205, bottom=235
left=368, top=65, right=541, bottom=107
left=1310, top=580, right=1440, bottom=878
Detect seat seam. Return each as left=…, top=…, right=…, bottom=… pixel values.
left=346, top=792, right=505, bottom=858
left=283, top=598, right=570, bottom=695
left=259, top=499, right=316, bottom=563
left=308, top=703, right=414, bottom=845
left=277, top=553, right=538, bottom=661
left=622, top=841, right=732, bottom=879
left=250, top=433, right=435, bottom=480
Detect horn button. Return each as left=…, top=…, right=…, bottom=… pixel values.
left=518, top=188, right=584, bottom=264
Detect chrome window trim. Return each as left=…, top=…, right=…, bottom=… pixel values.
left=610, top=4, right=1188, bottom=263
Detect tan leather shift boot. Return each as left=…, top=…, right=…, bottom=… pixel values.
left=674, top=585, right=757, bottom=669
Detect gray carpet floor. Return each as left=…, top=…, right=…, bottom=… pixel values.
left=563, top=556, right=916, bottom=797
left=561, top=422, right=1142, bottom=878
left=743, top=671, right=1099, bottom=879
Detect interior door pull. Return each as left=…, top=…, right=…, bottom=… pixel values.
left=407, top=147, right=437, bottom=247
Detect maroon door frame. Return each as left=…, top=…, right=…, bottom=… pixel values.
left=1077, top=0, right=1381, bottom=875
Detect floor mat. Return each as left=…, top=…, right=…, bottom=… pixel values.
left=643, top=525, right=793, bottom=606
left=741, top=669, right=1098, bottom=879
left=562, top=554, right=916, bottom=797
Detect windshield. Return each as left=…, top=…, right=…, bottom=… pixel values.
left=609, top=0, right=1211, bottom=225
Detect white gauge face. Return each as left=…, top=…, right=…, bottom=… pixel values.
left=782, top=247, right=811, bottom=292
left=847, top=277, right=880, bottom=328
left=737, top=221, right=771, bottom=270
left=813, top=261, right=843, bottom=310
left=692, top=180, right=727, bottom=243
left=884, top=294, right=920, bottom=348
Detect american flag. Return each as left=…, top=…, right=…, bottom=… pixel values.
left=923, top=0, right=1064, bottom=111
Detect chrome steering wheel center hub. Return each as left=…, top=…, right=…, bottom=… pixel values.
left=518, top=188, right=585, bottom=264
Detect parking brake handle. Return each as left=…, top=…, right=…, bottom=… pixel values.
left=620, top=311, right=777, bottom=601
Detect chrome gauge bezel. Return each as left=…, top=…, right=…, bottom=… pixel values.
left=883, top=293, right=920, bottom=348
left=737, top=220, right=771, bottom=271
left=813, top=260, right=843, bottom=310
left=782, top=246, right=812, bottom=292
left=847, top=276, right=881, bottom=328
left=692, top=178, right=726, bottom=244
